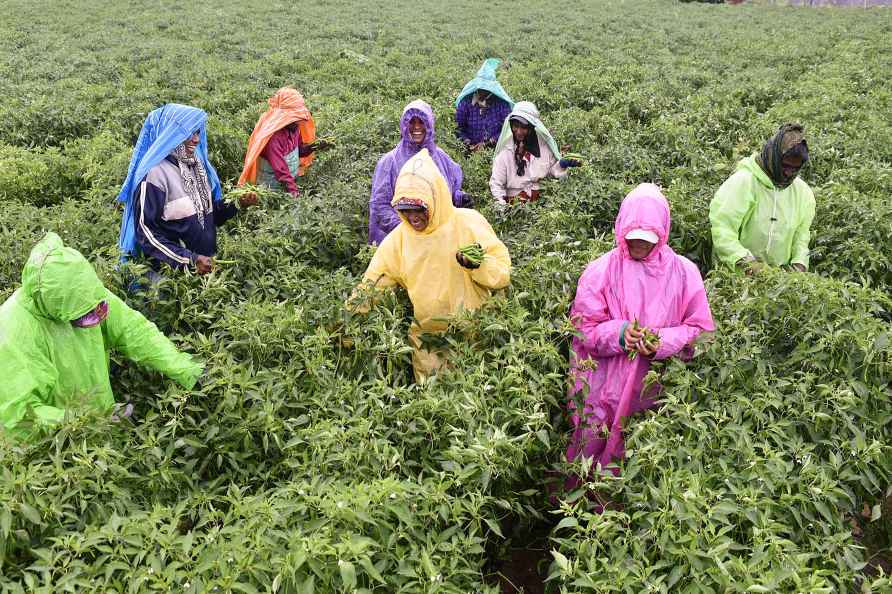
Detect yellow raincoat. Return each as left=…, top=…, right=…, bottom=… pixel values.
left=350, top=149, right=511, bottom=382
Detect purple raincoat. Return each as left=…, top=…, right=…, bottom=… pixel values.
left=566, top=183, right=715, bottom=478
left=368, top=100, right=470, bottom=244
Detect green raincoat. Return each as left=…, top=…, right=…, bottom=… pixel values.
left=709, top=155, right=815, bottom=269
left=0, top=233, right=202, bottom=440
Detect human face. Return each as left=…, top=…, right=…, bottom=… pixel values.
left=183, top=131, right=200, bottom=157
left=781, top=152, right=804, bottom=180
left=71, top=301, right=109, bottom=328
left=510, top=120, right=529, bottom=144
left=402, top=208, right=429, bottom=232
left=627, top=238, right=655, bottom=261
left=408, top=117, right=426, bottom=145
left=475, top=90, right=492, bottom=102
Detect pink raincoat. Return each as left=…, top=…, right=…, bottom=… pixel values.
left=566, top=184, right=715, bottom=477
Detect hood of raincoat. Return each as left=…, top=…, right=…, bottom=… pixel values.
left=614, top=183, right=670, bottom=262
left=454, top=58, right=514, bottom=108
left=609, top=183, right=709, bottom=326
left=398, top=99, right=439, bottom=154
left=391, top=149, right=455, bottom=236
left=493, top=101, right=561, bottom=161
left=19, top=232, right=108, bottom=322
left=238, top=87, right=317, bottom=186
left=737, top=153, right=776, bottom=190
left=117, top=104, right=222, bottom=259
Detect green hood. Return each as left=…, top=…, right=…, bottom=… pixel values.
left=20, top=232, right=108, bottom=322
left=736, top=154, right=774, bottom=190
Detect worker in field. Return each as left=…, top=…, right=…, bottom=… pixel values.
left=350, top=149, right=511, bottom=383
left=454, top=58, right=514, bottom=152
left=489, top=101, right=581, bottom=207
left=0, top=233, right=203, bottom=441
left=368, top=99, right=472, bottom=245
left=238, top=87, right=332, bottom=198
left=709, top=123, right=815, bottom=274
left=565, top=184, right=714, bottom=483
left=117, top=103, right=256, bottom=276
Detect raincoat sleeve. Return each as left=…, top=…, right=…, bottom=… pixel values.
left=709, top=171, right=757, bottom=268
left=467, top=213, right=511, bottom=290
left=101, top=292, right=202, bottom=389
left=489, top=151, right=509, bottom=203
left=654, top=262, right=715, bottom=361
left=570, top=260, right=627, bottom=357
left=370, top=158, right=402, bottom=237
left=455, top=99, right=472, bottom=144
left=346, top=240, right=401, bottom=314
left=0, top=335, right=65, bottom=435
left=262, top=130, right=299, bottom=195
left=790, top=187, right=816, bottom=268
left=135, top=179, right=195, bottom=269
left=441, top=154, right=471, bottom=209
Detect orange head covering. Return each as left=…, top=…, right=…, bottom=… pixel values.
left=238, top=87, right=317, bottom=186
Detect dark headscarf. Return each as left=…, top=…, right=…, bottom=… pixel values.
left=756, top=123, right=809, bottom=189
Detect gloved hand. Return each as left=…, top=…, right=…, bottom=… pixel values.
left=559, top=158, right=582, bottom=168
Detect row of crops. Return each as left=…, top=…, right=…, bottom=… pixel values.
left=1, top=0, right=890, bottom=592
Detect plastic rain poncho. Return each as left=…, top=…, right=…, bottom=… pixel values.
left=709, top=155, right=815, bottom=269
left=566, top=184, right=715, bottom=477
left=352, top=149, right=511, bottom=382
left=0, top=233, right=203, bottom=440
left=368, top=100, right=470, bottom=244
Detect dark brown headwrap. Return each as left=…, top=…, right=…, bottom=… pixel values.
left=756, top=123, right=809, bottom=189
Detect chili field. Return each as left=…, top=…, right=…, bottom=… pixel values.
left=1, top=1, right=891, bottom=592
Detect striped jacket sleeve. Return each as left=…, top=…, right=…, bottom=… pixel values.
left=134, top=179, right=194, bottom=268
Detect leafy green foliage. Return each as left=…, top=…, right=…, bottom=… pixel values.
left=0, top=0, right=890, bottom=592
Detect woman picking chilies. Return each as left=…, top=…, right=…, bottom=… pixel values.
left=117, top=104, right=256, bottom=276
left=565, top=184, right=715, bottom=486
left=709, top=123, right=815, bottom=274
left=368, top=99, right=472, bottom=245
left=489, top=101, right=581, bottom=207
left=350, top=149, right=510, bottom=383
left=238, top=87, right=330, bottom=198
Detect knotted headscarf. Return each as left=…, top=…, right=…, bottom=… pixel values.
left=756, top=123, right=809, bottom=189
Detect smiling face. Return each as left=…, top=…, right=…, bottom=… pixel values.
left=183, top=131, right=200, bottom=157
left=510, top=120, right=530, bottom=144
left=627, top=238, right=656, bottom=261
left=407, top=117, right=426, bottom=145
left=402, top=207, right=429, bottom=232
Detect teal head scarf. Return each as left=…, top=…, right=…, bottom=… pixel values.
left=455, top=58, right=514, bottom=108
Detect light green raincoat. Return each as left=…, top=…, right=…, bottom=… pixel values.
left=0, top=233, right=202, bottom=440
left=709, top=155, right=815, bottom=269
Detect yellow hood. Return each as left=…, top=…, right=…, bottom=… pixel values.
left=391, top=148, right=455, bottom=235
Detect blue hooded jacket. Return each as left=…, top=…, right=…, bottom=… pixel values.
left=117, top=104, right=222, bottom=259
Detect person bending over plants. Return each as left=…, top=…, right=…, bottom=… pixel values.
left=238, top=87, right=331, bottom=198
left=117, top=104, right=256, bottom=276
left=489, top=101, right=581, bottom=207
left=368, top=99, right=472, bottom=245
left=565, top=184, right=715, bottom=485
left=454, top=58, right=514, bottom=153
left=0, top=233, right=203, bottom=441
left=349, top=149, right=511, bottom=383
left=709, top=123, right=815, bottom=275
